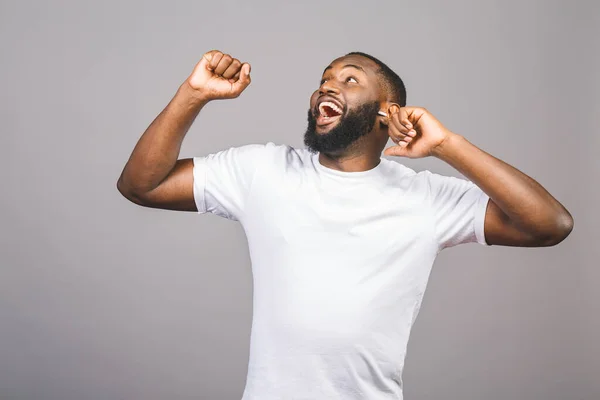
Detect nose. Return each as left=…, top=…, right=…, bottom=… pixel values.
left=319, top=80, right=340, bottom=95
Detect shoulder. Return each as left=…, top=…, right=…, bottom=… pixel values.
left=380, top=157, right=419, bottom=177
left=378, top=162, right=472, bottom=199
left=417, top=169, right=477, bottom=192
left=247, top=141, right=299, bottom=158
left=216, top=141, right=292, bottom=165
left=378, top=158, right=426, bottom=189
left=267, top=143, right=319, bottom=168
left=224, top=142, right=311, bottom=178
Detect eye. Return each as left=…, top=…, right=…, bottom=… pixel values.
left=346, top=76, right=358, bottom=83
left=320, top=78, right=328, bottom=85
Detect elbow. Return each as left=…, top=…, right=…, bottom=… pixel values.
left=116, top=177, right=147, bottom=206
left=539, top=213, right=574, bottom=247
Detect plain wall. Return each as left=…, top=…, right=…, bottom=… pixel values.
left=1, top=0, right=598, bottom=399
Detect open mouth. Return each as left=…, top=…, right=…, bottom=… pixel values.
left=316, top=101, right=343, bottom=126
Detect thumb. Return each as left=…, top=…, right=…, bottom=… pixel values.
left=383, top=145, right=407, bottom=157
left=232, top=63, right=251, bottom=92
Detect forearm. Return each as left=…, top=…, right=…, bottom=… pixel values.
left=432, top=133, right=573, bottom=237
left=117, top=81, right=209, bottom=196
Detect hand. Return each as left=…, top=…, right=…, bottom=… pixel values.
left=382, top=105, right=455, bottom=158
left=186, top=50, right=251, bottom=101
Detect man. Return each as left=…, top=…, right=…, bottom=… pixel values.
left=117, top=50, right=573, bottom=399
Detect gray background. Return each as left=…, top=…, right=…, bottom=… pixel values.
left=1, top=0, right=598, bottom=399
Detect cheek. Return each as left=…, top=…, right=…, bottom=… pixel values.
left=346, top=89, right=375, bottom=107
left=309, top=91, right=319, bottom=107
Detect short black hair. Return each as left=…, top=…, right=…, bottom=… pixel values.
left=345, top=52, right=407, bottom=106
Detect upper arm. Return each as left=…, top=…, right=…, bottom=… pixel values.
left=483, top=199, right=548, bottom=247
left=425, top=171, right=547, bottom=249
left=425, top=171, right=490, bottom=249
left=125, top=158, right=198, bottom=212
left=120, top=143, right=274, bottom=217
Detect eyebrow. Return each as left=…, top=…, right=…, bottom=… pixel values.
left=322, top=64, right=365, bottom=75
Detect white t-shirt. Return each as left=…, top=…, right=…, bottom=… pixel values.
left=193, top=142, right=490, bottom=400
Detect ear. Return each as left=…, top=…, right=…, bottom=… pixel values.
left=378, top=101, right=401, bottom=126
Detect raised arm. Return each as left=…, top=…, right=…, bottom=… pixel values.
left=116, top=50, right=251, bottom=211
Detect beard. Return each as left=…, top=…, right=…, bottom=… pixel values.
left=303, top=100, right=380, bottom=154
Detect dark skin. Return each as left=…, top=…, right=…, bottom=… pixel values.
left=308, top=55, right=391, bottom=171
left=117, top=50, right=574, bottom=248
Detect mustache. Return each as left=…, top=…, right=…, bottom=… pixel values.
left=303, top=101, right=380, bottom=154
left=308, top=101, right=380, bottom=121
left=307, top=102, right=380, bottom=124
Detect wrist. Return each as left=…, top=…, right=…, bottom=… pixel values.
left=179, top=80, right=212, bottom=105
left=431, top=132, right=463, bottom=159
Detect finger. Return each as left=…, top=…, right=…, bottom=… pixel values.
left=214, top=54, right=233, bottom=76
left=231, top=63, right=251, bottom=94
left=203, top=50, right=219, bottom=62
left=392, top=136, right=409, bottom=148
left=399, top=107, right=413, bottom=130
left=222, top=58, right=242, bottom=79
left=393, top=122, right=415, bottom=144
left=228, top=69, right=241, bottom=84
left=389, top=122, right=408, bottom=144
left=384, top=143, right=407, bottom=157
left=391, top=111, right=411, bottom=135
left=206, top=51, right=224, bottom=71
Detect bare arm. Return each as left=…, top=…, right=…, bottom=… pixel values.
left=383, top=106, right=573, bottom=247
left=116, top=82, right=206, bottom=211
left=116, top=50, right=252, bottom=211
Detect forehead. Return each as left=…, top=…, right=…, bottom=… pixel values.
left=322, top=54, right=380, bottom=76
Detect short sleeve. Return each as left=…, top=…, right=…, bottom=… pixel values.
left=192, top=143, right=270, bottom=221
left=425, top=170, right=491, bottom=250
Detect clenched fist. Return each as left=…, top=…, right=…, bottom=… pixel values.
left=186, top=50, right=251, bottom=101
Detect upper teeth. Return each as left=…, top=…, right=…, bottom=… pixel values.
left=319, top=101, right=342, bottom=116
